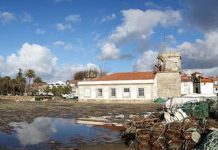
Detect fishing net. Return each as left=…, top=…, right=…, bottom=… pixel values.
left=196, top=130, right=218, bottom=150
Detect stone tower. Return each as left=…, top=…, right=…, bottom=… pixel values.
left=154, top=52, right=181, bottom=98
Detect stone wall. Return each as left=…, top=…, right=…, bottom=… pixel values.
left=155, top=72, right=181, bottom=98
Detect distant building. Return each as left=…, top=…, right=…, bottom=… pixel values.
left=48, top=81, right=66, bottom=88
left=66, top=80, right=79, bottom=94
left=181, top=73, right=214, bottom=96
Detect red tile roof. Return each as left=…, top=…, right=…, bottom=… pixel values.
left=66, top=80, right=79, bottom=84
left=201, top=78, right=214, bottom=83
left=181, top=74, right=192, bottom=82
left=93, top=72, right=155, bottom=81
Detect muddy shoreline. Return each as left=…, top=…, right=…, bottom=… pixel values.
left=0, top=99, right=162, bottom=150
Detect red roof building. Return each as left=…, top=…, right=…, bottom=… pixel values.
left=93, top=72, right=155, bottom=81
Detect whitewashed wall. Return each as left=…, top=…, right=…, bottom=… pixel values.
left=201, top=82, right=214, bottom=95
left=181, top=82, right=193, bottom=95
left=181, top=82, right=214, bottom=95
left=78, top=80, right=154, bottom=103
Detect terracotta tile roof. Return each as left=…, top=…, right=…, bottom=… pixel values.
left=93, top=72, right=155, bottom=81
left=181, top=74, right=192, bottom=82
left=66, top=80, right=79, bottom=84
left=201, top=77, right=214, bottom=83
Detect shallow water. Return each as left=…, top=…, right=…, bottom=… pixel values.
left=0, top=117, right=122, bottom=150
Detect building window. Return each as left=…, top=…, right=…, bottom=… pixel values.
left=110, top=88, right=116, bottom=97
left=138, top=88, right=145, bottom=97
left=84, top=88, right=91, bottom=98
left=123, top=88, right=130, bottom=98
left=97, top=88, right=103, bottom=97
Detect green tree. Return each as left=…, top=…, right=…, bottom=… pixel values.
left=25, top=69, right=36, bottom=95
left=16, top=69, right=26, bottom=95
left=44, top=86, right=51, bottom=94
left=33, top=77, right=43, bottom=84
left=63, top=86, right=72, bottom=94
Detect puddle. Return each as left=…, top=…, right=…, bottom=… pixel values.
left=0, top=117, right=122, bottom=149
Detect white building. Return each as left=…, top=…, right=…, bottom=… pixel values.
left=78, top=72, right=155, bottom=103
left=48, top=81, right=66, bottom=88
left=181, top=74, right=193, bottom=95
left=181, top=72, right=215, bottom=96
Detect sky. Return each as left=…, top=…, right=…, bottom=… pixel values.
left=0, top=0, right=218, bottom=82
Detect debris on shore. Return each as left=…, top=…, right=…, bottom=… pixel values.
left=122, top=109, right=218, bottom=150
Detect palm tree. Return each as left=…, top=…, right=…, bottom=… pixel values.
left=25, top=69, right=36, bottom=95
left=16, top=69, right=26, bottom=95
left=33, top=77, right=43, bottom=84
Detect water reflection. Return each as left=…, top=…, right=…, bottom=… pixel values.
left=0, top=117, right=121, bottom=149
left=10, top=117, right=57, bottom=145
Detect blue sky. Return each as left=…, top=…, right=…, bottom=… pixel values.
left=0, top=0, right=218, bottom=81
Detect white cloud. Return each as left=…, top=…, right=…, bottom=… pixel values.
left=99, top=9, right=181, bottom=60
left=109, top=9, right=181, bottom=44
left=99, top=43, right=119, bottom=60
left=0, top=43, right=99, bottom=82
left=65, top=14, right=81, bottom=23
left=133, top=50, right=158, bottom=71
left=0, top=12, right=15, bottom=23
left=55, top=23, right=72, bottom=31
left=176, top=31, right=218, bottom=70
left=20, top=12, right=33, bottom=22
left=52, top=40, right=73, bottom=51
left=35, top=28, right=45, bottom=34
left=3, top=43, right=57, bottom=77
left=101, top=14, right=116, bottom=23
left=55, top=14, right=81, bottom=31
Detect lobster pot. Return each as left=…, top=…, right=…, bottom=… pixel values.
left=150, top=129, right=167, bottom=150
left=138, top=143, right=151, bottom=150
left=166, top=138, right=183, bottom=150
left=151, top=137, right=166, bottom=150
left=168, top=122, right=181, bottom=130
left=165, top=129, right=181, bottom=139
left=137, top=129, right=151, bottom=150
